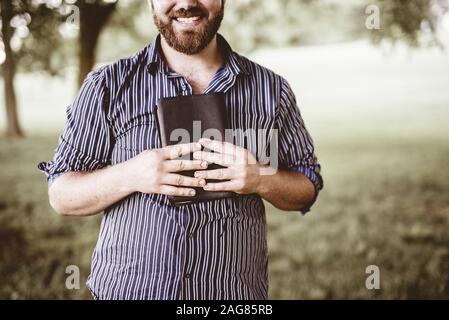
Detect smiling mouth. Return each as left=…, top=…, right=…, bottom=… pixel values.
left=175, top=16, right=202, bottom=24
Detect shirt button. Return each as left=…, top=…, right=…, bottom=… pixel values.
left=185, top=273, right=191, bottom=279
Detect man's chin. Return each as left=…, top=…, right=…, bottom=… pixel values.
left=171, top=24, right=205, bottom=39
left=169, top=30, right=207, bottom=53
left=172, top=41, right=204, bottom=55
left=172, top=29, right=200, bottom=39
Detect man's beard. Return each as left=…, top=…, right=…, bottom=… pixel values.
left=153, top=5, right=224, bottom=55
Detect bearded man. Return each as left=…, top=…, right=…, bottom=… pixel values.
left=38, top=0, right=323, bottom=300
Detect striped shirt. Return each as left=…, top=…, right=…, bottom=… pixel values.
left=37, top=34, right=323, bottom=300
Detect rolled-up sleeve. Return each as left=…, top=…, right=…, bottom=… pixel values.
left=37, top=67, right=114, bottom=188
left=276, top=78, right=323, bottom=214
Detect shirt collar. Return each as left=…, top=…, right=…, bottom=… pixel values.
left=145, top=33, right=250, bottom=77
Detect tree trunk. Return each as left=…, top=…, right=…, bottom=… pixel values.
left=1, top=0, right=24, bottom=138
left=77, top=1, right=117, bottom=88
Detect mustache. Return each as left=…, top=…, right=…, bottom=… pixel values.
left=169, top=7, right=207, bottom=19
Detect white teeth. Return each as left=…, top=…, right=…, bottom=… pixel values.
left=176, top=16, right=201, bottom=23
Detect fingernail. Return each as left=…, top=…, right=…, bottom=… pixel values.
left=203, top=185, right=210, bottom=190
left=201, top=161, right=208, bottom=168
left=193, top=151, right=201, bottom=158
left=199, top=179, right=206, bottom=186
left=189, top=190, right=196, bottom=196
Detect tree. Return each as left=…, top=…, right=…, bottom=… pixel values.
left=1, top=0, right=67, bottom=138
left=1, top=0, right=23, bottom=138
left=221, top=0, right=449, bottom=52
left=370, top=0, right=449, bottom=47
left=0, top=0, right=120, bottom=138
left=1, top=0, right=447, bottom=139
left=77, top=0, right=117, bottom=87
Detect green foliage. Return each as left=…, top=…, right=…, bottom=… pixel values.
left=17, top=6, right=71, bottom=75
left=222, top=0, right=320, bottom=52
left=1, top=1, right=71, bottom=75
left=1, top=0, right=135, bottom=75
left=2, top=0, right=448, bottom=76
left=369, top=0, right=449, bottom=47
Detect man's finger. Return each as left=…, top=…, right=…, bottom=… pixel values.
left=199, top=138, right=237, bottom=155
left=203, top=181, right=237, bottom=192
left=162, top=174, right=206, bottom=188
left=159, top=185, right=197, bottom=197
left=194, top=168, right=233, bottom=180
left=164, top=160, right=208, bottom=173
left=192, top=151, right=236, bottom=167
left=162, top=142, right=202, bottom=160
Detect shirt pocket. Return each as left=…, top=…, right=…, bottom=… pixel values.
left=112, top=112, right=161, bottom=163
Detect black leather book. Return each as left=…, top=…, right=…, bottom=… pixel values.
left=156, top=93, right=237, bottom=206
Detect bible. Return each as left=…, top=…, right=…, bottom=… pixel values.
left=156, top=93, right=237, bottom=206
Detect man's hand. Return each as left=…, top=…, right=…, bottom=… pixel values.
left=124, top=142, right=208, bottom=197
left=193, top=138, right=316, bottom=212
left=192, top=138, right=263, bottom=194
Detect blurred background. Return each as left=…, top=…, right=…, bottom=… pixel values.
left=1, top=0, right=449, bottom=299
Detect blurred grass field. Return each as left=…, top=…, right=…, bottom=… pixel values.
left=1, top=41, right=448, bottom=299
